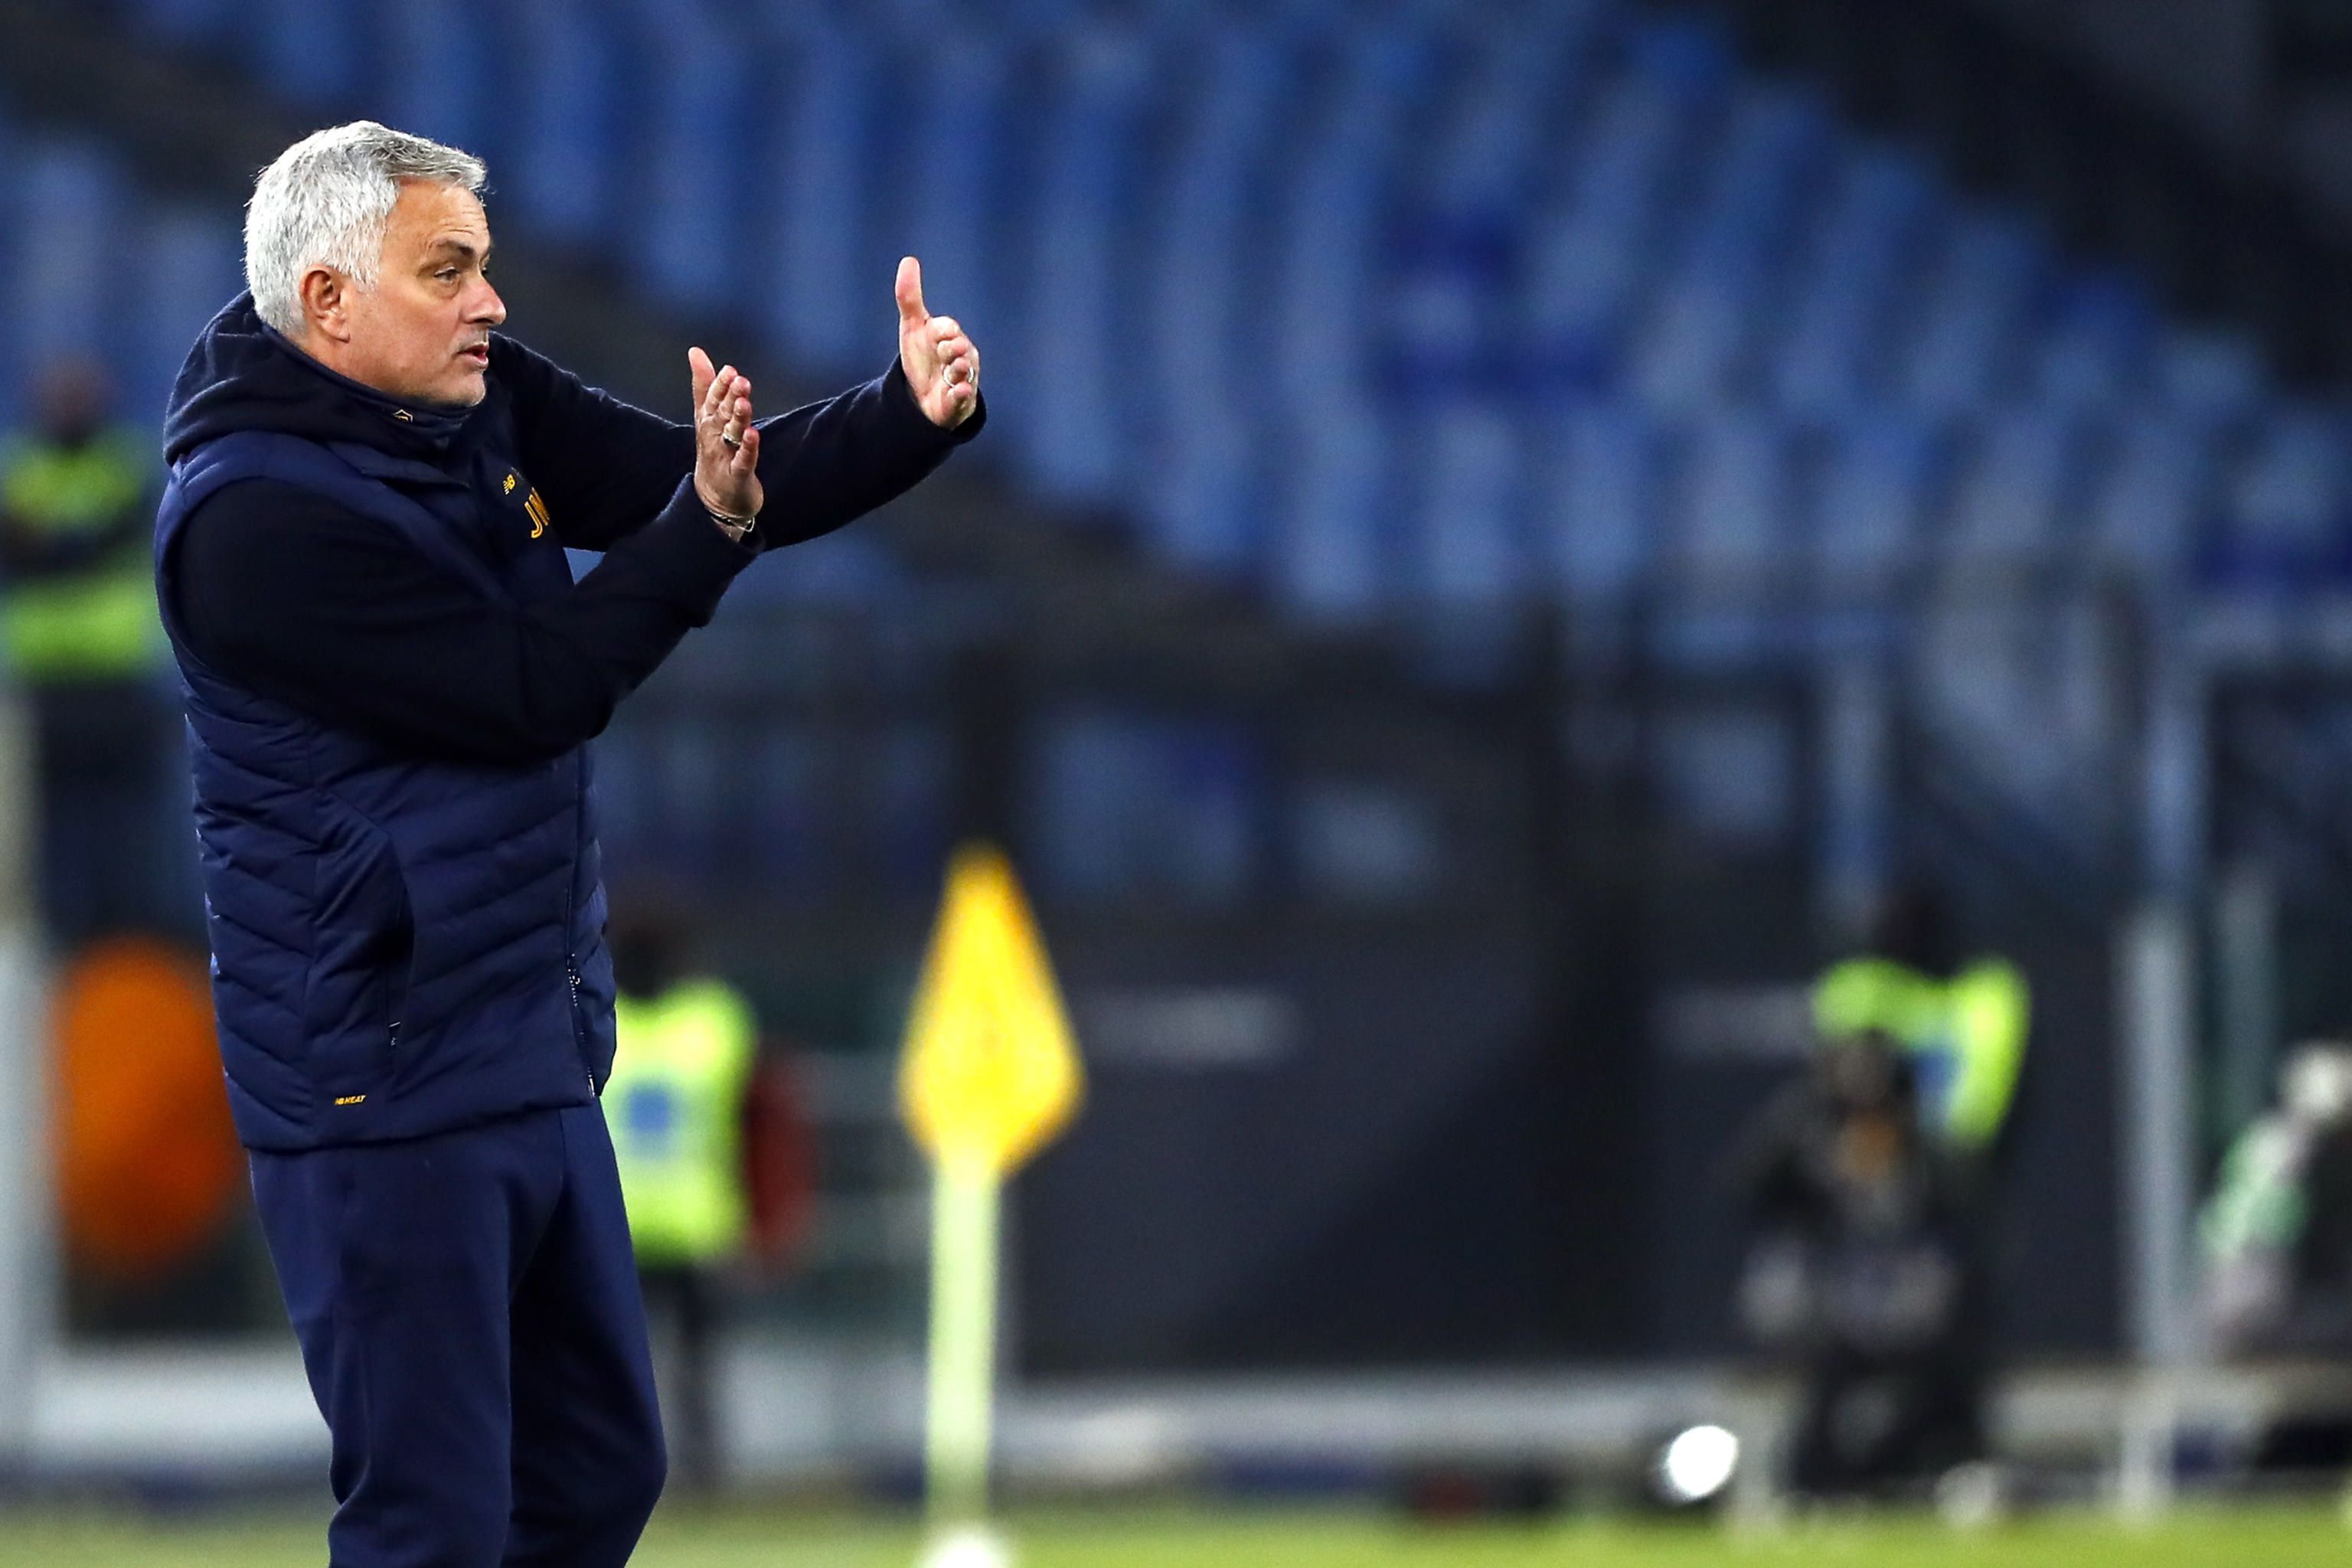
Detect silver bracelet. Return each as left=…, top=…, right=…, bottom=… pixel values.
left=704, top=502, right=757, bottom=543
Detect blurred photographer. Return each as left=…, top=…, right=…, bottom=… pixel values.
left=1735, top=1031, right=1987, bottom=1498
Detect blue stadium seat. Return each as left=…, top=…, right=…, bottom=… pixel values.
left=1772, top=145, right=1934, bottom=420
left=1276, top=413, right=1394, bottom=620
left=1655, top=413, right=1802, bottom=664
left=1625, top=15, right=1735, bottom=109
left=2089, top=415, right=2209, bottom=578
left=127, top=207, right=243, bottom=428
left=1151, top=28, right=1284, bottom=428
left=2034, top=274, right=2153, bottom=413
left=237, top=0, right=368, bottom=109
left=377, top=0, right=501, bottom=171
left=1023, top=30, right=1156, bottom=506
left=2210, top=406, right=2352, bottom=586
left=127, top=0, right=240, bottom=55
left=1522, top=77, right=1681, bottom=390
left=1681, top=82, right=1831, bottom=289
left=502, top=0, right=626, bottom=247
left=1545, top=402, right=1658, bottom=602
left=1416, top=0, right=1599, bottom=220
left=2156, top=328, right=2265, bottom=426
left=1407, top=404, right=1529, bottom=610
left=901, top=22, right=1018, bottom=384
left=756, top=21, right=886, bottom=372
left=1814, top=411, right=1942, bottom=595
left=1900, top=209, right=2044, bottom=416
left=1270, top=28, right=1429, bottom=422
left=16, top=141, right=124, bottom=377
left=1391, top=16, right=1548, bottom=405
left=626, top=2, right=753, bottom=316
left=0, top=118, right=23, bottom=430
left=1148, top=413, right=1263, bottom=583
left=1674, top=413, right=1792, bottom=583
left=1945, top=410, right=2082, bottom=563
left=1630, top=279, right=1753, bottom=414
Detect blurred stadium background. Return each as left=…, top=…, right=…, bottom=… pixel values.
left=10, top=0, right=2352, bottom=1560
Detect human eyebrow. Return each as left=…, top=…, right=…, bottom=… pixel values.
left=423, top=238, right=490, bottom=270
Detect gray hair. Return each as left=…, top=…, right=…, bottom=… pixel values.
left=244, top=121, right=486, bottom=335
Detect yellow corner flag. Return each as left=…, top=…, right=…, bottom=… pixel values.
left=899, top=844, right=1083, bottom=1555
left=900, top=844, right=1083, bottom=1176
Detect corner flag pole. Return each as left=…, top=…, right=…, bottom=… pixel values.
left=923, top=1152, right=1001, bottom=1525
left=899, top=845, right=1083, bottom=1546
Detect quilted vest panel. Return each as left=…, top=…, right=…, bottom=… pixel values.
left=154, top=430, right=618, bottom=1150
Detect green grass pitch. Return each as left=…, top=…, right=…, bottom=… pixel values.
left=7, top=1501, right=2351, bottom=1567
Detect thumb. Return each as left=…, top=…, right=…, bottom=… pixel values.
left=688, top=345, right=714, bottom=410
left=895, top=256, right=927, bottom=326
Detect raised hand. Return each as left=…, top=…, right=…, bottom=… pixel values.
left=688, top=345, right=762, bottom=527
left=895, top=256, right=981, bottom=430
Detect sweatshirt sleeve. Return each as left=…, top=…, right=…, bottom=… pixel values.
left=169, top=475, right=755, bottom=766
left=490, top=335, right=696, bottom=550
left=491, top=337, right=985, bottom=553
left=749, top=359, right=985, bottom=549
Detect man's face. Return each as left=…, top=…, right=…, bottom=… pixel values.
left=335, top=180, right=505, bottom=408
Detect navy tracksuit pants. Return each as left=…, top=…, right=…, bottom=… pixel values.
left=250, top=1102, right=667, bottom=1568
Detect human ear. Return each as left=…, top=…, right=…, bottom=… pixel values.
left=299, top=267, right=351, bottom=344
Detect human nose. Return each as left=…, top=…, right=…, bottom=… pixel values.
left=469, top=277, right=507, bottom=328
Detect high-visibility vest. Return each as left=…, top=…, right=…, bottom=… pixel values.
left=0, top=426, right=163, bottom=683
left=1813, top=955, right=2029, bottom=1149
left=606, top=979, right=758, bottom=1266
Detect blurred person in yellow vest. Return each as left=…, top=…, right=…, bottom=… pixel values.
left=1, top=358, right=172, bottom=946
left=1814, top=880, right=2029, bottom=1171
left=603, top=900, right=760, bottom=1492
left=2, top=359, right=160, bottom=679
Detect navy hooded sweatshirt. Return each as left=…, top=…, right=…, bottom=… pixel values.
left=154, top=294, right=978, bottom=1150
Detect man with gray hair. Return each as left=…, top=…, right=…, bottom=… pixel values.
left=153, top=121, right=982, bottom=1566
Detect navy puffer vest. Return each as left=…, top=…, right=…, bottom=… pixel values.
left=155, top=430, right=616, bottom=1151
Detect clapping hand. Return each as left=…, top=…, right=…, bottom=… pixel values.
left=688, top=346, right=762, bottom=528
left=895, top=256, right=981, bottom=430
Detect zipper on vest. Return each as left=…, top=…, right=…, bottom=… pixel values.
left=567, top=954, right=593, bottom=1095
left=565, top=751, right=592, bottom=1095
